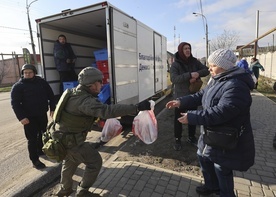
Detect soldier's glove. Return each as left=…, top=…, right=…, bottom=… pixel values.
left=94, top=140, right=107, bottom=149
left=136, top=100, right=151, bottom=111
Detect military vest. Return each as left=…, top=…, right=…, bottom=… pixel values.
left=53, top=88, right=95, bottom=136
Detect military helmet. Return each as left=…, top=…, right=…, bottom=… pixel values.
left=21, top=64, right=37, bottom=75
left=78, top=67, right=103, bottom=85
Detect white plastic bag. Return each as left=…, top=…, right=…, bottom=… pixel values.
left=132, top=100, right=158, bottom=144
left=101, top=118, right=123, bottom=142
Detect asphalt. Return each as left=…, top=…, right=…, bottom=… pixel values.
left=9, top=90, right=276, bottom=197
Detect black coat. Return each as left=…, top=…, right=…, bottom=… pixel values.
left=53, top=41, right=76, bottom=72
left=179, top=67, right=255, bottom=171
left=11, top=76, right=56, bottom=121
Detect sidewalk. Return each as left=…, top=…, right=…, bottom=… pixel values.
left=89, top=90, right=276, bottom=197
left=12, top=90, right=276, bottom=196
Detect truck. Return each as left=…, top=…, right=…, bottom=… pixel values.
left=36, top=1, right=170, bottom=106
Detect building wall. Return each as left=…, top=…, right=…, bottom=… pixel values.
left=0, top=55, right=40, bottom=86
left=0, top=56, right=22, bottom=85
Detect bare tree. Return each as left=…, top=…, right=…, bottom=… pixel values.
left=210, top=30, right=239, bottom=53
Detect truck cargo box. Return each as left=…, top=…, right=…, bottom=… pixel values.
left=36, top=1, right=168, bottom=105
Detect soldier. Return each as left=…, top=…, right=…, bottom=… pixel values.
left=53, top=67, right=151, bottom=196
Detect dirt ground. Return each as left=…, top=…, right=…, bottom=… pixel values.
left=114, top=106, right=202, bottom=178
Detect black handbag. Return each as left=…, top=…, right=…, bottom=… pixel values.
left=203, top=126, right=241, bottom=150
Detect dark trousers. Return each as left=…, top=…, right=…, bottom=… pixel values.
left=23, top=114, right=48, bottom=163
left=59, top=70, right=78, bottom=94
left=254, top=81, right=258, bottom=89
left=174, top=107, right=196, bottom=139
left=197, top=154, right=235, bottom=197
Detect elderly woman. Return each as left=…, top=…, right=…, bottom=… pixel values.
left=166, top=49, right=255, bottom=197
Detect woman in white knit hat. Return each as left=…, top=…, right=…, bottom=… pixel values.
left=166, top=49, right=255, bottom=196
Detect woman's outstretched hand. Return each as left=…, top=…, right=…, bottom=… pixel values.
left=166, top=100, right=180, bottom=109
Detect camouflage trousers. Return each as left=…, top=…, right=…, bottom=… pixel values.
left=60, top=142, right=102, bottom=192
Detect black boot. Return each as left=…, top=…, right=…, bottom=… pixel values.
left=173, top=138, right=182, bottom=151
left=32, top=160, right=46, bottom=169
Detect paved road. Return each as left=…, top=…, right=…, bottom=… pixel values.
left=0, top=92, right=106, bottom=196
left=0, top=92, right=33, bottom=195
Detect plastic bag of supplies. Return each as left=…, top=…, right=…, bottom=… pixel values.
left=101, top=118, right=123, bottom=142
left=132, top=100, right=157, bottom=144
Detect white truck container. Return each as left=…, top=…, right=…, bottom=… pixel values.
left=36, top=1, right=168, bottom=105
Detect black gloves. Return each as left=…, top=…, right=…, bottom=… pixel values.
left=136, top=100, right=151, bottom=111
left=94, top=140, right=107, bottom=149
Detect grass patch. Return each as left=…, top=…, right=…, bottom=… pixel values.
left=257, top=75, right=276, bottom=103
left=0, top=86, right=12, bottom=92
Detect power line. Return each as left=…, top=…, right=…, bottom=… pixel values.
left=0, top=25, right=29, bottom=32
left=0, top=25, right=36, bottom=33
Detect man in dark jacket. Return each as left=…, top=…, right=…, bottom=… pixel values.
left=166, top=49, right=255, bottom=196
left=53, top=34, right=77, bottom=94
left=170, top=42, right=209, bottom=150
left=11, top=64, right=56, bottom=169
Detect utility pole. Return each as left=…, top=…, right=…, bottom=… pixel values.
left=193, top=12, right=208, bottom=65
left=26, top=0, right=38, bottom=66
left=273, top=34, right=275, bottom=52
left=254, top=10, right=259, bottom=58
left=174, top=26, right=176, bottom=53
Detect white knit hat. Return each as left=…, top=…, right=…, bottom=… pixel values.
left=208, top=49, right=237, bottom=70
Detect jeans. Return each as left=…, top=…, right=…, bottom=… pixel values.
left=197, top=153, right=236, bottom=197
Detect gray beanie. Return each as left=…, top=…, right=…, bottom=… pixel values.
left=208, top=49, right=237, bottom=70
left=78, top=67, right=103, bottom=85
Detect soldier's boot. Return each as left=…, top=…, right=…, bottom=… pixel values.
left=76, top=184, right=93, bottom=197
